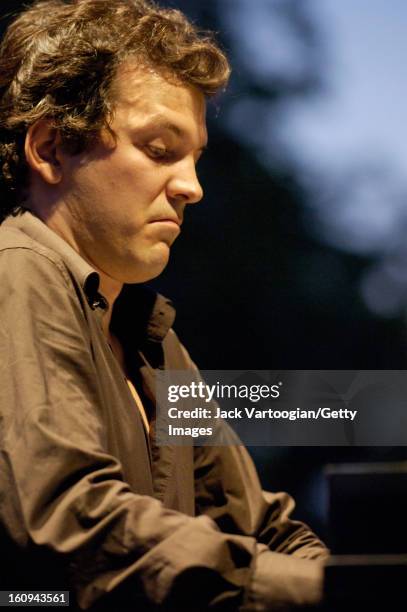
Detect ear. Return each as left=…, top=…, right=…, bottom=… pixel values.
left=25, top=120, right=64, bottom=185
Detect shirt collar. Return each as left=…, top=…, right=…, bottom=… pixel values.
left=111, top=284, right=176, bottom=346
left=2, top=209, right=176, bottom=343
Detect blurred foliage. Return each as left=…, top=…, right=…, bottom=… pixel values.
left=154, top=0, right=407, bottom=372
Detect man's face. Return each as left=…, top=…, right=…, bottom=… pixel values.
left=58, top=64, right=207, bottom=283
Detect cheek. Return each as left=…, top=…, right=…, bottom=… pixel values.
left=104, top=146, right=169, bottom=193
left=100, top=164, right=163, bottom=207
left=67, top=147, right=167, bottom=228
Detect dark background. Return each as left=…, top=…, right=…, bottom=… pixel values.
left=2, top=0, right=407, bottom=543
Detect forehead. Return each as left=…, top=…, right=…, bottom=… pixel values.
left=110, top=63, right=208, bottom=145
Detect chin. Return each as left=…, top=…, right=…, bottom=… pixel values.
left=119, top=246, right=170, bottom=283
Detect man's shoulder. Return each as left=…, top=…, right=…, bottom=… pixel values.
left=0, top=223, right=70, bottom=284
left=0, top=224, right=90, bottom=327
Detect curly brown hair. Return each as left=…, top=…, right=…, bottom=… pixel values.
left=0, top=0, right=230, bottom=220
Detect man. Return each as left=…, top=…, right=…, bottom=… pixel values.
left=0, top=1, right=328, bottom=609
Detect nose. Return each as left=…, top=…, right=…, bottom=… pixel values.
left=166, top=158, right=204, bottom=207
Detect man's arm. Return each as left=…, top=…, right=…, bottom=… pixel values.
left=194, top=436, right=328, bottom=560
left=194, top=439, right=328, bottom=610
left=165, top=335, right=328, bottom=610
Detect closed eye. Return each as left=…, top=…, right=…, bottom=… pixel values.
left=145, top=145, right=170, bottom=160
left=145, top=144, right=207, bottom=167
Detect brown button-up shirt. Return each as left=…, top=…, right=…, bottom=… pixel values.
left=0, top=211, right=328, bottom=611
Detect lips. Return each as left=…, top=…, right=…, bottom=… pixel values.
left=151, top=216, right=181, bottom=226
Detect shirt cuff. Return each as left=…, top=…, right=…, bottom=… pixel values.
left=240, top=544, right=325, bottom=611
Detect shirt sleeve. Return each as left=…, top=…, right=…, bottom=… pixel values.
left=194, top=437, right=328, bottom=610
left=170, top=337, right=329, bottom=609
left=0, top=248, right=256, bottom=611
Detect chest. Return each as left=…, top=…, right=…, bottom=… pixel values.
left=109, top=333, right=150, bottom=433
left=89, top=318, right=196, bottom=515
